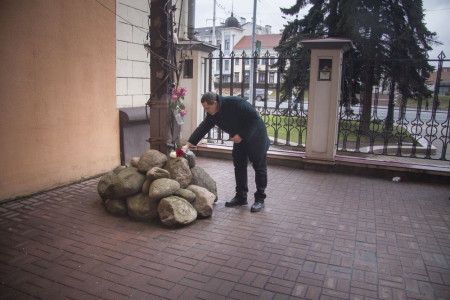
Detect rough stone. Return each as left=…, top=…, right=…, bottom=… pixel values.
left=185, top=150, right=196, bottom=168
left=130, top=157, right=140, bottom=168
left=113, top=165, right=127, bottom=174
left=158, top=196, right=197, bottom=226
left=141, top=179, right=151, bottom=194
left=164, top=157, right=192, bottom=188
left=186, top=185, right=215, bottom=217
left=190, top=166, right=218, bottom=201
left=148, top=178, right=180, bottom=200
left=98, top=171, right=115, bottom=201
left=105, top=167, right=146, bottom=199
left=146, top=167, right=170, bottom=181
left=127, top=193, right=159, bottom=220
left=137, top=149, right=167, bottom=173
left=105, top=198, right=127, bottom=216
left=174, top=188, right=196, bottom=203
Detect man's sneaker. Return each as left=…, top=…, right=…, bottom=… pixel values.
left=225, top=197, right=248, bottom=207
left=250, top=202, right=265, bottom=212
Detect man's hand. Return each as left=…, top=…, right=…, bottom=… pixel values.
left=231, top=134, right=243, bottom=144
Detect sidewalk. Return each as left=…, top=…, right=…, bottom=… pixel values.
left=1, top=156, right=449, bottom=299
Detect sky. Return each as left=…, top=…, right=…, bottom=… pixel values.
left=194, top=0, right=450, bottom=60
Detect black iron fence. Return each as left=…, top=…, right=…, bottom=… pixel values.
left=203, top=51, right=450, bottom=161
left=338, top=52, right=450, bottom=161
left=203, top=52, right=308, bottom=150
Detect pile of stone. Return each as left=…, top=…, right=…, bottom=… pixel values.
left=97, top=149, right=217, bottom=227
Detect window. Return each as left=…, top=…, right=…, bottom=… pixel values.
left=225, top=60, right=230, bottom=71
left=269, top=72, right=275, bottom=83
left=183, top=59, right=193, bottom=78
left=235, top=58, right=240, bottom=66
left=234, top=72, right=240, bottom=82
left=258, top=71, right=266, bottom=82
left=225, top=40, right=230, bottom=50
left=216, top=60, right=220, bottom=71
left=245, top=59, right=250, bottom=65
left=270, top=56, right=276, bottom=65
left=244, top=70, right=250, bottom=82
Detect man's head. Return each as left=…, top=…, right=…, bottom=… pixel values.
left=201, top=92, right=219, bottom=115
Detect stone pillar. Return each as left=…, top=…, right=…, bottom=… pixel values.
left=302, top=38, right=352, bottom=160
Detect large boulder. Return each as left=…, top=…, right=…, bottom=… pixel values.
left=130, top=157, right=140, bottom=168
left=164, top=157, right=192, bottom=188
left=104, top=167, right=146, bottom=199
left=186, top=185, right=215, bottom=217
left=148, top=178, right=180, bottom=200
left=137, top=149, right=167, bottom=173
left=104, top=198, right=127, bottom=216
left=190, top=166, right=218, bottom=201
left=158, top=196, right=197, bottom=226
left=174, top=188, right=196, bottom=203
left=185, top=150, right=196, bottom=168
left=98, top=171, right=115, bottom=201
left=127, top=193, right=159, bottom=220
left=146, top=167, right=170, bottom=181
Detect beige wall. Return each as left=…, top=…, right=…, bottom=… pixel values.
left=0, top=0, right=120, bottom=200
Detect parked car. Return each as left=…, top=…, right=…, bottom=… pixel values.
left=238, top=89, right=273, bottom=101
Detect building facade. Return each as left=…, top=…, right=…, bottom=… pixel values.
left=194, top=14, right=275, bottom=82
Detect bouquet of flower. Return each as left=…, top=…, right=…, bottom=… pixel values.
left=170, top=87, right=187, bottom=117
left=169, top=144, right=188, bottom=159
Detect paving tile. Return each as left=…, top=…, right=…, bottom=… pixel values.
left=1, top=157, right=449, bottom=299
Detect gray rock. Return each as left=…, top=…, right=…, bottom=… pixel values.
left=105, top=167, right=146, bottom=199
left=127, top=193, right=159, bottom=220
left=146, top=167, right=170, bottom=181
left=148, top=178, right=180, bottom=200
left=105, top=198, right=127, bottom=216
left=113, top=165, right=127, bottom=174
left=130, top=157, right=140, bottom=168
left=186, top=185, right=215, bottom=217
left=141, top=179, right=151, bottom=194
left=190, top=166, right=218, bottom=201
left=185, top=150, right=196, bottom=168
left=137, top=149, right=167, bottom=173
left=164, top=157, right=192, bottom=188
left=174, top=188, right=196, bottom=203
left=158, top=196, right=197, bottom=226
left=98, top=171, right=115, bottom=201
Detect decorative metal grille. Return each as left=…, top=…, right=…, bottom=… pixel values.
left=338, top=52, right=450, bottom=161
left=203, top=52, right=308, bottom=151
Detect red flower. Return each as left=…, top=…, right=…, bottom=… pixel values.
left=176, top=149, right=184, bottom=157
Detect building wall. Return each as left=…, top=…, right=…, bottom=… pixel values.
left=0, top=0, right=119, bottom=200
left=116, top=0, right=150, bottom=108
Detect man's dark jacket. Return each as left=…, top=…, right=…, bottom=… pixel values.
left=188, top=95, right=270, bottom=160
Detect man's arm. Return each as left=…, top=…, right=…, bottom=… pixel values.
left=186, top=116, right=215, bottom=147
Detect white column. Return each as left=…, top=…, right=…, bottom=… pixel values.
left=303, top=38, right=352, bottom=160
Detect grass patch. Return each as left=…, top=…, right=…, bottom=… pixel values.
left=406, top=95, right=449, bottom=110
left=261, top=113, right=418, bottom=146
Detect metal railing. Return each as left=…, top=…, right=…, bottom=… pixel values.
left=338, top=52, right=450, bottom=161
left=203, top=51, right=308, bottom=150
left=202, top=51, right=449, bottom=161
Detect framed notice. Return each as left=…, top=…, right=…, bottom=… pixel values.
left=318, top=59, right=332, bottom=81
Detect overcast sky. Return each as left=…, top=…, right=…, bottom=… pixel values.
left=194, top=0, right=450, bottom=60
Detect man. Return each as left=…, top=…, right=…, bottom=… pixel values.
left=185, top=92, right=270, bottom=212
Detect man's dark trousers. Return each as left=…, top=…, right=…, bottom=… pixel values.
left=232, top=140, right=268, bottom=202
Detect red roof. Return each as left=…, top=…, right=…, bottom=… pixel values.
left=233, top=34, right=282, bottom=50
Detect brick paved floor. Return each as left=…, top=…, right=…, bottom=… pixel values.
left=1, top=157, right=449, bottom=299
